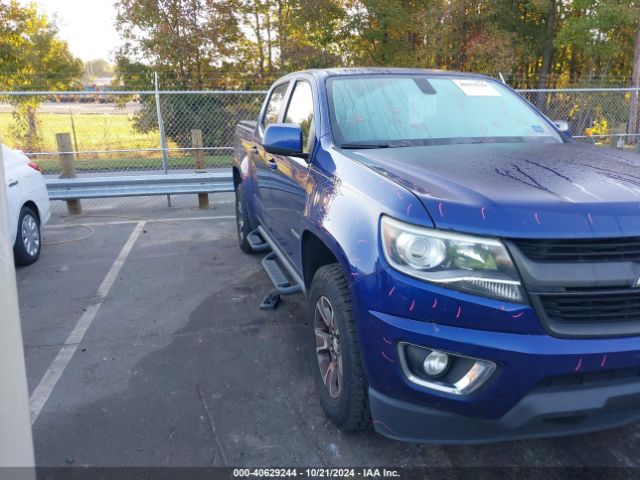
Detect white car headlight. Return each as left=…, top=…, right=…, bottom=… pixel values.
left=381, top=216, right=525, bottom=303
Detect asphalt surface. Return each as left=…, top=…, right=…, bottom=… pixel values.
left=15, top=193, right=640, bottom=467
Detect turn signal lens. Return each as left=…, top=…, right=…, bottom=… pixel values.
left=27, top=161, right=41, bottom=172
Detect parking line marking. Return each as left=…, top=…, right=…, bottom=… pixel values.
left=43, top=215, right=235, bottom=228
left=29, top=221, right=147, bottom=424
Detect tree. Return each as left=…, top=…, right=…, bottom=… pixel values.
left=114, top=0, right=640, bottom=89
left=115, top=0, right=241, bottom=89
left=261, top=0, right=345, bottom=71
left=0, top=0, right=83, bottom=151
left=536, top=0, right=558, bottom=89
left=556, top=0, right=637, bottom=83
left=112, top=0, right=640, bottom=144
left=115, top=0, right=261, bottom=150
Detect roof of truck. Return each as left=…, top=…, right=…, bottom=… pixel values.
left=278, top=67, right=493, bottom=82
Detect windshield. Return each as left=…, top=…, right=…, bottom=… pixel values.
left=327, top=75, right=563, bottom=148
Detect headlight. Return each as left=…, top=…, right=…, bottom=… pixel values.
left=381, top=216, right=525, bottom=303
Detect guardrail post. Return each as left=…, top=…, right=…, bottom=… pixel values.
left=191, top=129, right=209, bottom=209
left=56, top=132, right=82, bottom=215
left=192, top=129, right=206, bottom=171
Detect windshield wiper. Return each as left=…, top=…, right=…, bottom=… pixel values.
left=339, top=143, right=390, bottom=149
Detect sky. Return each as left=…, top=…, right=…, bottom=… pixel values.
left=26, top=0, right=121, bottom=62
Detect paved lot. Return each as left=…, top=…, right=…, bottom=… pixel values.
left=16, top=194, right=640, bottom=467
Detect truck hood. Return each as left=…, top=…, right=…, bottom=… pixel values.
left=347, top=143, right=640, bottom=238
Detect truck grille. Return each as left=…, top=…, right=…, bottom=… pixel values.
left=514, top=237, right=640, bottom=262
left=539, top=289, right=640, bottom=324
left=506, top=237, right=640, bottom=337
left=529, top=288, right=640, bottom=337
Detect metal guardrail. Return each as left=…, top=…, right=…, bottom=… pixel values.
left=46, top=172, right=234, bottom=200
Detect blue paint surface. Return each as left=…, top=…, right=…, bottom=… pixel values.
left=234, top=68, right=640, bottom=429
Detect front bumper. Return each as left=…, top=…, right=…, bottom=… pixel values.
left=357, top=304, right=640, bottom=443
left=351, top=265, right=640, bottom=443
left=370, top=382, right=640, bottom=444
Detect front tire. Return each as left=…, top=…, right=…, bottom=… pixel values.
left=308, top=264, right=371, bottom=431
left=235, top=182, right=253, bottom=254
left=14, top=206, right=41, bottom=266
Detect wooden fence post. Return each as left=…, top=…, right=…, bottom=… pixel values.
left=191, top=129, right=209, bottom=209
left=56, top=132, right=82, bottom=215
left=610, top=123, right=626, bottom=150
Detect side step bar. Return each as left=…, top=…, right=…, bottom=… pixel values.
left=261, top=252, right=302, bottom=295
left=253, top=226, right=305, bottom=296
left=247, top=229, right=270, bottom=252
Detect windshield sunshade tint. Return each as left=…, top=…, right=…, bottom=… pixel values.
left=327, top=75, right=562, bottom=147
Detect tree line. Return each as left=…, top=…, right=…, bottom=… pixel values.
left=3, top=0, right=640, bottom=152
left=114, top=0, right=640, bottom=90
left=112, top=0, right=640, bottom=150
left=2, top=0, right=639, bottom=91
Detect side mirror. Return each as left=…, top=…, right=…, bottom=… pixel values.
left=553, top=120, right=571, bottom=137
left=263, top=123, right=307, bottom=158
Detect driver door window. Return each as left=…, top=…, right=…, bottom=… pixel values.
left=283, top=81, right=315, bottom=153
left=262, top=82, right=289, bottom=130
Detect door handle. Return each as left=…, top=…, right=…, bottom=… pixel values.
left=8, top=180, right=18, bottom=188
left=267, top=158, right=278, bottom=170
left=252, top=145, right=259, bottom=155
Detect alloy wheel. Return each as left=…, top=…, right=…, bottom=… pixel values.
left=236, top=192, right=245, bottom=239
left=314, top=296, right=343, bottom=399
left=21, top=214, right=40, bottom=257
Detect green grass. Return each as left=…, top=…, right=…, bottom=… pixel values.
left=0, top=111, right=169, bottom=154
left=35, top=154, right=233, bottom=174
left=0, top=111, right=233, bottom=173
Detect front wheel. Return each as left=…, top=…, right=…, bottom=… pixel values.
left=235, top=183, right=253, bottom=254
left=14, top=206, right=41, bottom=266
left=308, top=264, right=371, bottom=431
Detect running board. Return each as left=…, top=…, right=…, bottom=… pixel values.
left=261, top=252, right=302, bottom=295
left=247, top=229, right=270, bottom=252
left=256, top=225, right=306, bottom=296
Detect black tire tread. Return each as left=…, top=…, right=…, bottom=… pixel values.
left=13, top=205, right=40, bottom=266
left=310, top=263, right=371, bottom=431
left=235, top=183, right=253, bottom=254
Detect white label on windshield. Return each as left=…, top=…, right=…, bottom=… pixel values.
left=452, top=79, right=501, bottom=97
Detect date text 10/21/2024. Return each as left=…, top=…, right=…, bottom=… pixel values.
left=232, top=468, right=401, bottom=478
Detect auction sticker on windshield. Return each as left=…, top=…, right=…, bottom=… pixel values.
left=452, top=79, right=501, bottom=97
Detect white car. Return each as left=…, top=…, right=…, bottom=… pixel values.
left=2, top=144, right=50, bottom=266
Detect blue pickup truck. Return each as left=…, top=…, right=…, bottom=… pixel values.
left=233, top=68, right=640, bottom=444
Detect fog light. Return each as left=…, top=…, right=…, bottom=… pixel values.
left=423, top=350, right=449, bottom=377
left=399, top=342, right=497, bottom=395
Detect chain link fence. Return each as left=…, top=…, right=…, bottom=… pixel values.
left=1, top=86, right=639, bottom=211
left=0, top=90, right=267, bottom=176
left=520, top=88, right=640, bottom=147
